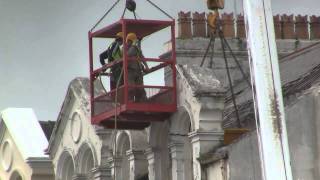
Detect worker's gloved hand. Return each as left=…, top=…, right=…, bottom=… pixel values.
left=93, top=74, right=99, bottom=80
left=143, top=66, right=150, bottom=73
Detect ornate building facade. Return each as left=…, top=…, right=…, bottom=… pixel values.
left=1, top=12, right=320, bottom=180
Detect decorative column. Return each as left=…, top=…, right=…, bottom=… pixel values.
left=189, top=131, right=223, bottom=180
left=108, top=157, right=122, bottom=180
left=72, top=174, right=88, bottom=180
left=310, top=15, right=320, bottom=39
left=190, top=87, right=225, bottom=180
left=145, top=148, right=162, bottom=180
left=169, top=142, right=184, bottom=180
left=273, top=15, right=282, bottom=39
left=221, top=13, right=235, bottom=38
left=168, top=141, right=185, bottom=180
left=178, top=11, right=192, bottom=39
left=93, top=128, right=113, bottom=179
left=91, top=166, right=112, bottom=180
left=236, top=14, right=246, bottom=38
left=126, top=150, right=148, bottom=180
left=95, top=128, right=114, bottom=165
left=281, top=14, right=295, bottom=39
left=193, top=12, right=207, bottom=38
left=295, top=15, right=309, bottom=39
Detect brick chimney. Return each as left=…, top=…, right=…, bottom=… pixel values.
left=192, top=12, right=206, bottom=38
left=281, top=14, right=295, bottom=39
left=221, top=13, right=235, bottom=38
left=310, top=16, right=320, bottom=39
left=273, top=15, right=281, bottom=39
left=295, top=15, right=309, bottom=39
left=178, top=11, right=192, bottom=39
left=236, top=14, right=246, bottom=38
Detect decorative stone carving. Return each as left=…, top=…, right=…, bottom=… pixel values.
left=71, top=112, right=82, bottom=143
left=1, top=140, right=13, bottom=172
left=189, top=130, right=224, bottom=180
left=108, top=157, right=122, bottom=180
left=91, top=166, right=112, bottom=180
left=145, top=148, right=162, bottom=180
left=72, top=174, right=88, bottom=180
left=95, top=128, right=113, bottom=165
left=168, top=142, right=185, bottom=180
left=127, top=150, right=148, bottom=180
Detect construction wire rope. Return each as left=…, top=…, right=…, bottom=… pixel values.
left=90, top=0, right=173, bottom=32
left=209, top=34, right=216, bottom=69
left=201, top=19, right=250, bottom=128
left=145, top=0, right=174, bottom=20
left=121, top=1, right=127, bottom=18
left=200, top=34, right=214, bottom=67
left=90, top=2, right=173, bottom=178
left=113, top=66, right=124, bottom=165
left=97, top=62, right=124, bottom=180
left=90, top=0, right=121, bottom=32
left=202, top=23, right=251, bottom=87
left=219, top=29, right=241, bottom=128
left=97, top=48, right=146, bottom=180
left=222, top=37, right=251, bottom=87
left=98, top=72, right=109, bottom=94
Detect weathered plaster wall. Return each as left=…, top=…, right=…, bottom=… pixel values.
left=0, top=128, right=32, bottom=180
left=49, top=89, right=102, bottom=179
left=285, top=89, right=318, bottom=180
left=224, top=86, right=320, bottom=180
left=206, top=160, right=226, bottom=180
left=227, top=131, right=261, bottom=180
left=166, top=38, right=318, bottom=88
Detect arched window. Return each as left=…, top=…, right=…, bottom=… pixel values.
left=78, top=143, right=96, bottom=178
left=169, top=108, right=194, bottom=180
left=116, top=132, right=130, bottom=180
left=57, top=151, right=75, bottom=180
left=10, top=170, right=23, bottom=180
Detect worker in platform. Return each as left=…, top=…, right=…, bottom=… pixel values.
left=99, top=32, right=124, bottom=89
left=126, top=32, right=149, bottom=102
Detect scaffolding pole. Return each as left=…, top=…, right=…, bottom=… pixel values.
left=243, top=0, right=293, bottom=179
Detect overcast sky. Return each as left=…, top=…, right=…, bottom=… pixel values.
left=0, top=0, right=319, bottom=120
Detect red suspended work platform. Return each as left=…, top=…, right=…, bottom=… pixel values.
left=88, top=19, right=177, bottom=129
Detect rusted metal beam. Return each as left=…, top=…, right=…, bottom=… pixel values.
left=243, top=0, right=293, bottom=179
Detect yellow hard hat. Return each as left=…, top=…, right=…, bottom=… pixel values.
left=126, top=32, right=137, bottom=43
left=116, top=32, right=123, bottom=38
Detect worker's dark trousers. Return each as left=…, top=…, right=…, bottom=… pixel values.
left=128, top=69, right=147, bottom=102
left=110, top=67, right=123, bottom=90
